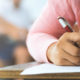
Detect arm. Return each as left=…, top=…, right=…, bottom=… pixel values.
left=27, top=0, right=75, bottom=62
left=0, top=17, right=28, bottom=41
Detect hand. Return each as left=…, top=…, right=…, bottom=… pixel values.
left=47, top=32, right=80, bottom=66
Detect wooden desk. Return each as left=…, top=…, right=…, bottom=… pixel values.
left=0, top=62, right=80, bottom=79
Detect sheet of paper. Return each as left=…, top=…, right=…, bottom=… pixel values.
left=21, top=63, right=80, bottom=75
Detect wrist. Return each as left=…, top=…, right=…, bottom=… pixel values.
left=47, top=42, right=57, bottom=63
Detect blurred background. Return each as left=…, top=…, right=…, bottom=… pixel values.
left=0, top=0, right=47, bottom=68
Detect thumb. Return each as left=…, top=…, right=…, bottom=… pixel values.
left=72, top=22, right=79, bottom=32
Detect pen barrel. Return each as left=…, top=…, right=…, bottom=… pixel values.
left=65, top=26, right=73, bottom=32
left=58, top=17, right=80, bottom=47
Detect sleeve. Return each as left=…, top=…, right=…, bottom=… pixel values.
left=27, top=0, right=75, bottom=63
left=70, top=0, right=80, bottom=28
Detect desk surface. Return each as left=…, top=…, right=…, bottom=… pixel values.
left=0, top=62, right=80, bottom=79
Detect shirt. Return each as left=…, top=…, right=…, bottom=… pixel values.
left=0, top=1, right=32, bottom=29
left=27, top=0, right=80, bottom=62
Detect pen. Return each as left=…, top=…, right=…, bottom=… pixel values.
left=58, top=16, right=80, bottom=47
left=57, top=16, right=73, bottom=32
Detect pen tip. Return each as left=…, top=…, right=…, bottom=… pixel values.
left=57, top=16, right=64, bottom=20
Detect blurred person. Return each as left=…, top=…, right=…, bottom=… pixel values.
left=0, top=0, right=33, bottom=40
left=0, top=0, right=34, bottom=67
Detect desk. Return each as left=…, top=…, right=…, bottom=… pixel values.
left=0, top=62, right=80, bottom=79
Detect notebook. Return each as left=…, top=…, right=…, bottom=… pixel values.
left=21, top=63, right=80, bottom=75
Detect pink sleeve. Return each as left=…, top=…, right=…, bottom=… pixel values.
left=70, top=0, right=80, bottom=28
left=27, top=0, right=76, bottom=62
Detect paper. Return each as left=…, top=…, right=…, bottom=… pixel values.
left=21, top=63, right=80, bottom=75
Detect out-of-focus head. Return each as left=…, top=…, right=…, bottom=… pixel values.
left=13, top=0, right=21, bottom=8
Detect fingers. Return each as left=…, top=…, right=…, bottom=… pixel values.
left=65, top=32, right=80, bottom=42
left=52, top=48, right=78, bottom=66
left=48, top=32, right=80, bottom=66
left=73, top=24, right=79, bottom=32
left=55, top=58, right=75, bottom=66
left=61, top=60, right=75, bottom=66
left=61, top=41, right=80, bottom=56
left=62, top=50, right=80, bottom=65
